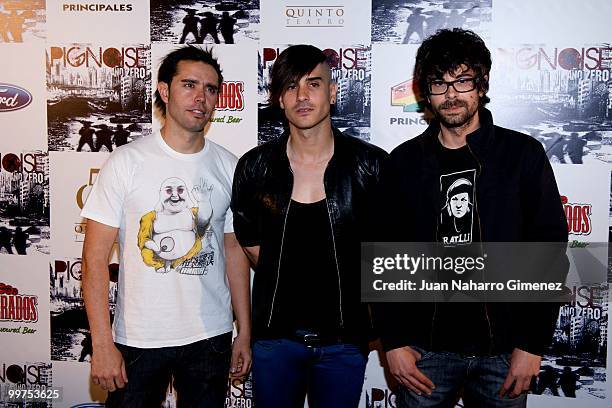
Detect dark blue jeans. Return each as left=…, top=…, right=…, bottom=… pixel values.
left=398, top=347, right=527, bottom=408
left=105, top=332, right=232, bottom=408
left=252, top=338, right=367, bottom=408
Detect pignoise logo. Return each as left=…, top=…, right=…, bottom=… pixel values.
left=498, top=47, right=612, bottom=75
left=561, top=195, right=592, bottom=236
left=391, top=79, right=421, bottom=112
left=0, top=283, right=38, bottom=323
left=0, top=84, right=33, bottom=112
left=0, top=362, right=51, bottom=385
left=366, top=387, right=396, bottom=407
left=285, top=6, right=345, bottom=27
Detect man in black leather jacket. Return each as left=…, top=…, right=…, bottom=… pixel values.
left=370, top=29, right=568, bottom=407
left=231, top=44, right=387, bottom=407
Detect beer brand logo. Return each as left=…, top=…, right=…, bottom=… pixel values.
left=75, top=169, right=99, bottom=240
left=391, top=79, right=421, bottom=112
left=76, top=169, right=99, bottom=210
left=561, top=195, right=592, bottom=235
left=217, top=81, right=244, bottom=111
left=285, top=6, right=344, bottom=27
left=0, top=283, right=38, bottom=323
left=0, top=84, right=32, bottom=112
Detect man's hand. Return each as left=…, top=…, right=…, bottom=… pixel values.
left=91, top=343, right=128, bottom=392
left=230, top=333, right=252, bottom=378
left=499, top=348, right=541, bottom=398
left=386, top=346, right=435, bottom=396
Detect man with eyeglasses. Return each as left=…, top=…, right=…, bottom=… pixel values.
left=371, top=29, right=567, bottom=407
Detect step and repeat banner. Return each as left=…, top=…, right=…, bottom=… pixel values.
left=0, top=0, right=611, bottom=407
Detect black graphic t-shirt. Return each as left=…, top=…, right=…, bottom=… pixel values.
left=434, top=136, right=490, bottom=354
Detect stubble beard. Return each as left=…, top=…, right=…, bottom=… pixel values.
left=435, top=99, right=478, bottom=129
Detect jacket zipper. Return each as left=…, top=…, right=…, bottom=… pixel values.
left=267, top=192, right=292, bottom=328
left=465, top=143, right=494, bottom=350
left=325, top=198, right=344, bottom=329
left=269, top=150, right=345, bottom=329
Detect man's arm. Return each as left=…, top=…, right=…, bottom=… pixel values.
left=231, top=154, right=261, bottom=250
left=242, top=245, right=259, bottom=268
left=82, top=219, right=127, bottom=392
left=225, top=232, right=252, bottom=378
left=501, top=138, right=569, bottom=398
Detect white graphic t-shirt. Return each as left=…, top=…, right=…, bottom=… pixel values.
left=81, top=131, right=236, bottom=348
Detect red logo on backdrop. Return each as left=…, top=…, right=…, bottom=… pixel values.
left=217, top=81, right=244, bottom=111
left=0, top=283, right=38, bottom=323
left=560, top=195, right=592, bottom=235
left=0, top=84, right=33, bottom=112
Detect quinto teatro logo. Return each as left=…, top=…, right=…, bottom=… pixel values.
left=285, top=5, right=345, bottom=27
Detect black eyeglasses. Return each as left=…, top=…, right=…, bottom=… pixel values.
left=428, top=77, right=479, bottom=95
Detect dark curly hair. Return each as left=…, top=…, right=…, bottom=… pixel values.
left=414, top=28, right=491, bottom=108
left=154, top=45, right=223, bottom=117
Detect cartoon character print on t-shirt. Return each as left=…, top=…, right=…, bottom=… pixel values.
left=438, top=169, right=476, bottom=246
left=137, top=177, right=216, bottom=274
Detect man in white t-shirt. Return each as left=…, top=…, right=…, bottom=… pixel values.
left=81, top=46, right=251, bottom=407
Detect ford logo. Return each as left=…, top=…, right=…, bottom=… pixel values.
left=0, top=83, right=33, bottom=112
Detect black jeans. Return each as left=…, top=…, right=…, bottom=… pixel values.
left=106, top=332, right=232, bottom=408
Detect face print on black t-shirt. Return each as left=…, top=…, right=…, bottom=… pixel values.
left=438, top=169, right=476, bottom=245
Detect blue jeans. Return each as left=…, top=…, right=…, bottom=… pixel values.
left=397, top=347, right=527, bottom=408
left=105, top=332, right=232, bottom=408
left=252, top=338, right=367, bottom=408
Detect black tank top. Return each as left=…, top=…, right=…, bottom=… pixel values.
left=272, top=199, right=340, bottom=333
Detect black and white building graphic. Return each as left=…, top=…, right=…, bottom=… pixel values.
left=150, top=0, right=260, bottom=44
left=371, top=0, right=492, bottom=44
left=50, top=259, right=118, bottom=362
left=534, top=285, right=608, bottom=400
left=0, top=151, right=49, bottom=255
left=46, top=44, right=152, bottom=152
left=493, top=45, right=612, bottom=165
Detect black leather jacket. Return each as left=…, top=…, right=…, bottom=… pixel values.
left=231, top=128, right=388, bottom=340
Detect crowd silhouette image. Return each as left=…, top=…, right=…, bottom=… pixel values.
left=0, top=9, right=29, bottom=42
left=179, top=8, right=237, bottom=44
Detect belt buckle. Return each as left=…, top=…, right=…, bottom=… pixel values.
left=303, top=333, right=320, bottom=348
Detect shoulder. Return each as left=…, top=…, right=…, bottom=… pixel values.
left=339, top=132, right=389, bottom=162
left=114, top=133, right=156, bottom=158
left=389, top=133, right=426, bottom=162
left=493, top=125, right=546, bottom=156
left=236, top=136, right=282, bottom=172
left=206, top=139, right=239, bottom=167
